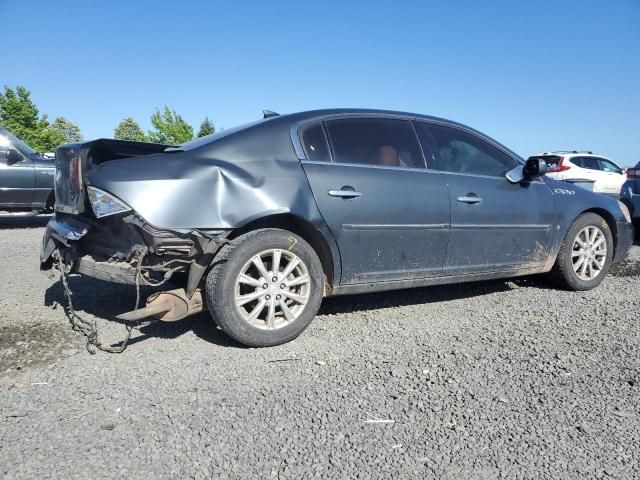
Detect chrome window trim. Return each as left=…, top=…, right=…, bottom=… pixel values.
left=290, top=113, right=526, bottom=176
left=437, top=169, right=545, bottom=184
left=291, top=112, right=424, bottom=163
left=301, top=159, right=439, bottom=174
left=302, top=157, right=547, bottom=183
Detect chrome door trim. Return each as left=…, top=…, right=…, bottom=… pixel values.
left=343, top=223, right=450, bottom=230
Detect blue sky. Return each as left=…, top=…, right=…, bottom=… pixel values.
left=3, top=0, right=639, bottom=164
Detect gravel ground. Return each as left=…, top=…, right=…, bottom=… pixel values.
left=0, top=215, right=638, bottom=479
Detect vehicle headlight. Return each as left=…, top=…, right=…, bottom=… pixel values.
left=618, top=200, right=632, bottom=223
left=87, top=186, right=131, bottom=218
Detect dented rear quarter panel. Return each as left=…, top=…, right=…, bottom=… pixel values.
left=85, top=117, right=343, bottom=282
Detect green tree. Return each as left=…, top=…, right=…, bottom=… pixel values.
left=114, top=117, right=147, bottom=142
left=197, top=117, right=216, bottom=137
left=147, top=106, right=193, bottom=145
left=46, top=117, right=83, bottom=145
left=0, top=85, right=49, bottom=151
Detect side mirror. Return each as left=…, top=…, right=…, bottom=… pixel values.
left=0, top=148, right=22, bottom=165
left=523, top=157, right=547, bottom=179
left=506, top=157, right=548, bottom=183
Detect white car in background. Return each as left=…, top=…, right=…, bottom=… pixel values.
left=538, top=151, right=627, bottom=197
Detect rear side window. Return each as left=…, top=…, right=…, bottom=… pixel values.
left=539, top=155, right=562, bottom=167
left=569, top=157, right=582, bottom=167
left=580, top=157, right=601, bottom=170
left=425, top=124, right=516, bottom=177
left=301, top=124, right=331, bottom=162
left=325, top=118, right=425, bottom=169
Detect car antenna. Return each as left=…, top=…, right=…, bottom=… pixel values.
left=263, top=110, right=280, bottom=119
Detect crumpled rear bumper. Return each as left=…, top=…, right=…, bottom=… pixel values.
left=41, top=213, right=229, bottom=296
left=40, top=216, right=91, bottom=267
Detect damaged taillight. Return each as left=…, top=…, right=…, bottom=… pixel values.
left=69, top=155, right=82, bottom=192
left=87, top=186, right=131, bottom=218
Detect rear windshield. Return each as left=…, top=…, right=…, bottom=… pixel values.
left=167, top=119, right=264, bottom=152
left=537, top=155, right=562, bottom=166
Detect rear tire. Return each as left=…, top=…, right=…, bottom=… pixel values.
left=205, top=228, right=324, bottom=347
left=40, top=191, right=55, bottom=214
left=550, top=213, right=613, bottom=290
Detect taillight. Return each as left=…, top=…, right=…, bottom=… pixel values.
left=69, top=156, right=82, bottom=191
left=547, top=159, right=571, bottom=173
left=627, top=168, right=640, bottom=179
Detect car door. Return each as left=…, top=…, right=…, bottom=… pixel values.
left=414, top=121, right=556, bottom=274
left=576, top=157, right=607, bottom=192
left=299, top=118, right=451, bottom=284
left=598, top=158, right=626, bottom=196
left=32, top=156, right=56, bottom=207
left=0, top=144, right=36, bottom=207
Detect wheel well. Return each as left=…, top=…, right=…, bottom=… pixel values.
left=45, top=190, right=55, bottom=209
left=582, top=208, right=618, bottom=255
left=228, top=214, right=335, bottom=286
left=620, top=198, right=634, bottom=216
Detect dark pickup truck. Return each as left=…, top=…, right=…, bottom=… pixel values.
left=0, top=126, right=55, bottom=212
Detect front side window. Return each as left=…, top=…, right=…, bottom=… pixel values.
left=598, top=158, right=622, bottom=173
left=425, top=124, right=516, bottom=177
left=301, top=123, right=331, bottom=162
left=325, top=118, right=424, bottom=169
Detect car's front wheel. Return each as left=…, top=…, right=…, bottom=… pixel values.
left=550, top=212, right=613, bottom=290
left=205, top=228, right=324, bottom=347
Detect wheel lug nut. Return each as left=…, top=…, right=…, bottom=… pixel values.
left=272, top=277, right=278, bottom=282
left=265, top=294, right=271, bottom=300
left=280, top=284, right=286, bottom=289
left=263, top=283, right=268, bottom=289
left=276, top=294, right=281, bottom=300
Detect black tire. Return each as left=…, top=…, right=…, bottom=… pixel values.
left=40, top=191, right=55, bottom=214
left=550, top=212, right=614, bottom=290
left=205, top=228, right=324, bottom=347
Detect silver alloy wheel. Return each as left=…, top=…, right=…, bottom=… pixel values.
left=571, top=225, right=607, bottom=281
left=234, top=249, right=311, bottom=330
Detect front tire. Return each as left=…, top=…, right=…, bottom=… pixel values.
left=550, top=213, right=613, bottom=290
left=205, top=228, right=324, bottom=347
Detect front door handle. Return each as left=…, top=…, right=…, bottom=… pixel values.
left=329, top=187, right=362, bottom=199
left=457, top=195, right=483, bottom=205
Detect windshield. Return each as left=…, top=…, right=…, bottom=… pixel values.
left=0, top=127, right=39, bottom=157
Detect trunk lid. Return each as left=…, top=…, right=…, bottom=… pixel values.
left=54, top=139, right=169, bottom=215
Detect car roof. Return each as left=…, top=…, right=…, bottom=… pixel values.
left=179, top=108, right=524, bottom=161
left=539, top=151, right=615, bottom=162
left=541, top=151, right=609, bottom=159
left=276, top=108, right=472, bottom=129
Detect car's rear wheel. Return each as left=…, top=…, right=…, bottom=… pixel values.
left=205, top=228, right=324, bottom=347
left=550, top=212, right=613, bottom=290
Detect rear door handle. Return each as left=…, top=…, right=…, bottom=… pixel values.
left=457, top=195, right=483, bottom=205
left=329, top=188, right=362, bottom=199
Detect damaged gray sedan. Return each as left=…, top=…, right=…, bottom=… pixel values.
left=41, top=109, right=634, bottom=347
